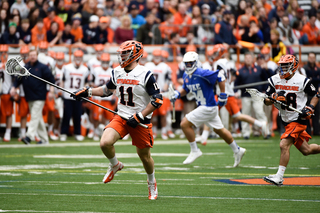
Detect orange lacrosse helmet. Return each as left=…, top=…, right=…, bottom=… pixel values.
left=74, top=49, right=84, bottom=57
left=39, top=41, right=49, bottom=50
left=20, top=45, right=30, bottom=54
left=278, top=54, right=299, bottom=79
left=208, top=44, right=228, bottom=62
left=117, top=40, right=143, bottom=68
left=161, top=50, right=169, bottom=59
left=56, top=52, right=65, bottom=60
left=142, top=51, right=148, bottom=58
left=94, top=44, right=104, bottom=52
left=74, top=49, right=83, bottom=66
left=261, top=47, right=270, bottom=54
left=186, top=45, right=196, bottom=52
left=100, top=53, right=110, bottom=61
left=152, top=49, right=162, bottom=56
left=0, top=44, right=8, bottom=52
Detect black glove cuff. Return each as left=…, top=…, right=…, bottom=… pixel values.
left=308, top=104, right=315, bottom=110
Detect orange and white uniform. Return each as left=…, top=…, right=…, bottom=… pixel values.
left=0, top=62, right=14, bottom=118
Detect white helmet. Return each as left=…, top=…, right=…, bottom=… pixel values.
left=183, top=51, right=199, bottom=75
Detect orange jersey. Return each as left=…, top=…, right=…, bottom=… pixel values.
left=31, top=26, right=47, bottom=45
left=70, top=27, right=83, bottom=42
left=173, top=13, right=192, bottom=37
left=43, top=16, right=65, bottom=32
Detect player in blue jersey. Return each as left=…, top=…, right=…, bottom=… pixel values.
left=171, top=51, right=246, bottom=166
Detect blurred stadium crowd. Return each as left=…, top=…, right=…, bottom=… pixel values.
left=0, top=0, right=320, bottom=144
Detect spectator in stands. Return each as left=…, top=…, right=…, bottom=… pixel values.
left=18, top=19, right=31, bottom=45
left=215, top=10, right=239, bottom=46
left=11, top=49, right=55, bottom=145
left=158, top=0, right=172, bottom=22
left=292, top=20, right=309, bottom=44
left=0, top=0, right=9, bottom=11
left=136, top=12, right=162, bottom=44
left=56, top=0, right=68, bottom=23
left=43, top=7, right=64, bottom=44
left=82, top=15, right=98, bottom=44
left=96, top=16, right=109, bottom=44
left=28, top=7, right=40, bottom=29
left=66, top=0, right=82, bottom=23
left=46, top=22, right=60, bottom=45
left=164, top=32, right=181, bottom=62
left=268, top=0, right=285, bottom=22
left=104, top=0, right=115, bottom=16
left=316, top=9, right=320, bottom=29
left=302, top=12, right=320, bottom=44
left=197, top=16, right=214, bottom=44
left=181, top=31, right=198, bottom=55
left=140, top=0, right=156, bottom=18
left=197, top=0, right=216, bottom=15
left=70, top=13, right=83, bottom=43
left=265, top=29, right=286, bottom=63
left=109, top=8, right=122, bottom=31
left=0, top=9, right=9, bottom=37
left=235, top=52, right=269, bottom=139
left=10, top=9, right=21, bottom=26
left=115, top=15, right=134, bottom=44
left=1, top=22, right=19, bottom=44
left=81, top=0, right=97, bottom=25
left=286, top=0, right=299, bottom=21
left=270, top=17, right=278, bottom=31
left=258, top=7, right=271, bottom=43
left=262, top=0, right=272, bottom=15
left=61, top=22, right=75, bottom=44
left=129, top=3, right=146, bottom=38
left=103, top=17, right=115, bottom=44
left=173, top=2, right=192, bottom=37
left=10, top=0, right=29, bottom=19
left=26, top=0, right=36, bottom=11
left=277, top=15, right=298, bottom=45
left=96, top=4, right=106, bottom=18
left=31, top=18, right=47, bottom=45
left=235, top=0, right=246, bottom=20
left=304, top=52, right=320, bottom=135
left=159, top=13, right=178, bottom=42
left=310, top=0, right=319, bottom=15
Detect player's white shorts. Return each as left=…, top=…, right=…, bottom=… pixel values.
left=186, top=105, right=224, bottom=130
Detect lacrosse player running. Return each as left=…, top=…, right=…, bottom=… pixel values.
left=171, top=51, right=246, bottom=167
left=71, top=40, right=160, bottom=200
left=263, top=54, right=320, bottom=186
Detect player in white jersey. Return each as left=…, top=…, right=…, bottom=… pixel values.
left=0, top=45, right=14, bottom=142
left=72, top=40, right=160, bottom=200
left=91, top=53, right=116, bottom=141
left=38, top=41, right=56, bottom=71
left=145, top=49, right=173, bottom=139
left=87, top=44, right=104, bottom=72
left=49, top=52, right=65, bottom=139
left=263, top=54, right=320, bottom=186
left=60, top=50, right=90, bottom=141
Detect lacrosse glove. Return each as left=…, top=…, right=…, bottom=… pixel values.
left=271, top=90, right=286, bottom=103
left=218, top=92, right=228, bottom=107
left=71, top=86, right=92, bottom=101
left=127, top=112, right=144, bottom=128
left=300, top=104, right=314, bottom=120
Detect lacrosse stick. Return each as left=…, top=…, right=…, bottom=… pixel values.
left=5, top=57, right=148, bottom=128
left=246, top=88, right=302, bottom=114
left=168, top=84, right=176, bottom=123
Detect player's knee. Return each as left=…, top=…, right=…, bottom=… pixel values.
left=180, top=118, right=190, bottom=129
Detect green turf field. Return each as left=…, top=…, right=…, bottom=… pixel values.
left=0, top=134, right=319, bottom=213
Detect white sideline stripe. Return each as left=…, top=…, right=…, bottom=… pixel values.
left=0, top=139, right=267, bottom=148
left=0, top=210, right=113, bottom=213
left=0, top=192, right=319, bottom=203
left=33, top=153, right=223, bottom=159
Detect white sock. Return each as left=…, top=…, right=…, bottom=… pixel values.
left=54, top=129, right=60, bottom=135
left=108, top=155, right=119, bottom=166
left=20, top=128, right=26, bottom=137
left=201, top=130, right=210, bottom=141
left=147, top=171, right=155, bottom=183
left=254, top=120, right=263, bottom=128
left=5, top=128, right=11, bottom=135
left=229, top=141, right=240, bottom=154
left=189, top=141, right=198, bottom=152
left=161, top=127, right=167, bottom=135
left=276, top=165, right=286, bottom=178
left=48, top=124, right=53, bottom=132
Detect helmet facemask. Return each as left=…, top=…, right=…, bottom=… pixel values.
left=118, top=49, right=133, bottom=68
left=184, top=60, right=197, bottom=75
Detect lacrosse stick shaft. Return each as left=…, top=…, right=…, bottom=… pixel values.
left=28, top=73, right=148, bottom=129
left=171, top=101, right=176, bottom=123
left=268, top=96, right=302, bottom=114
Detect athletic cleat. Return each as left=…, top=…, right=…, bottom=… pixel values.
left=148, top=179, right=158, bottom=200
left=93, top=135, right=100, bottom=141
left=261, top=122, right=270, bottom=139
left=183, top=149, right=203, bottom=165
left=161, top=133, right=168, bottom=140
left=75, top=135, right=84, bottom=141
left=87, top=130, right=94, bottom=138
left=233, top=147, right=246, bottom=167
left=167, top=131, right=175, bottom=138
left=37, top=140, right=49, bottom=145
left=49, top=131, right=59, bottom=141
left=195, top=136, right=207, bottom=146
left=21, top=136, right=31, bottom=145
left=60, top=134, right=67, bottom=141
left=263, top=174, right=284, bottom=187
left=103, top=161, right=124, bottom=183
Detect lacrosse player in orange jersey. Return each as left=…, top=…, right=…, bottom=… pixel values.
left=263, top=54, right=320, bottom=186
left=145, top=49, right=172, bottom=139
left=90, top=53, right=116, bottom=141
left=72, top=40, right=160, bottom=200
left=0, top=45, right=14, bottom=142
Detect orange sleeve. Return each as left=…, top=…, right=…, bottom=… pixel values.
left=107, top=28, right=114, bottom=43
left=31, top=27, right=37, bottom=45
left=302, top=25, right=316, bottom=44
left=43, top=18, right=50, bottom=31
left=215, top=23, right=221, bottom=34
left=57, top=17, right=65, bottom=31
left=43, top=28, right=47, bottom=42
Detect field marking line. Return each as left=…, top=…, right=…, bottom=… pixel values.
left=0, top=210, right=115, bottom=213
left=0, top=139, right=267, bottom=148
left=0, top=192, right=319, bottom=203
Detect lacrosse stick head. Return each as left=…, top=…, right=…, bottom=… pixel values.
left=245, top=88, right=267, bottom=102
left=5, top=57, right=30, bottom=77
